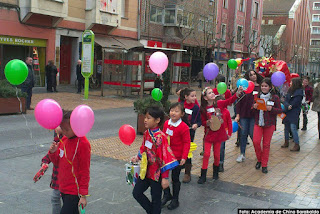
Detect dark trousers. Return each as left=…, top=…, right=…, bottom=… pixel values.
left=302, top=112, right=308, bottom=127
left=133, top=178, right=162, bottom=214
left=46, top=75, right=52, bottom=91
left=21, top=86, right=32, bottom=109
left=47, top=75, right=57, bottom=92
left=60, top=193, right=79, bottom=214
left=77, top=79, right=84, bottom=92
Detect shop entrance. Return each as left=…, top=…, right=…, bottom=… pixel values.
left=60, top=36, right=72, bottom=84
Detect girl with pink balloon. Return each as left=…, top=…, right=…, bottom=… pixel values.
left=48, top=109, right=92, bottom=213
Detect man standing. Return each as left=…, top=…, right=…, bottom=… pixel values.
left=21, top=57, right=35, bottom=110
left=76, top=60, right=84, bottom=93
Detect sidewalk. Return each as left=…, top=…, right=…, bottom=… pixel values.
left=91, top=110, right=320, bottom=203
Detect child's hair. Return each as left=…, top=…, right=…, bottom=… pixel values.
left=288, top=78, right=302, bottom=94
left=303, top=76, right=310, bottom=82
left=145, top=106, right=165, bottom=126
left=169, top=102, right=190, bottom=126
left=176, top=86, right=183, bottom=93
left=179, top=88, right=195, bottom=102
left=62, top=110, right=72, bottom=122
left=258, top=78, right=275, bottom=96
left=200, top=87, right=217, bottom=114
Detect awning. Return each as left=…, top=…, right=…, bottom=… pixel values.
left=95, top=36, right=143, bottom=50
left=143, top=46, right=186, bottom=52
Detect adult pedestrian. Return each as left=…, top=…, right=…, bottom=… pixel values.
left=301, top=76, right=313, bottom=130
left=21, top=57, right=35, bottom=110
left=197, top=70, right=203, bottom=88
left=235, top=70, right=263, bottom=162
left=312, top=83, right=320, bottom=139
left=45, top=60, right=58, bottom=92
left=76, top=60, right=84, bottom=93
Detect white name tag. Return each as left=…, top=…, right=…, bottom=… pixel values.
left=253, top=91, right=258, bottom=95
left=207, top=107, right=215, bottom=113
left=185, top=109, right=193, bottom=115
left=166, top=128, right=173, bottom=136
left=59, top=148, right=64, bottom=158
left=266, top=101, right=274, bottom=106
left=145, top=140, right=153, bottom=149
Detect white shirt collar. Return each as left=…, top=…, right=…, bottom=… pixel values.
left=168, top=119, right=182, bottom=127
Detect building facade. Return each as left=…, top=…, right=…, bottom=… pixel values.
left=0, top=0, right=138, bottom=86
left=308, top=0, right=320, bottom=78
left=214, top=0, right=263, bottom=81
left=260, top=0, right=311, bottom=75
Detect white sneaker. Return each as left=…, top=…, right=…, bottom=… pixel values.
left=236, top=154, right=245, bottom=163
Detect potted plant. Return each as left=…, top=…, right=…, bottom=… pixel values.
left=0, top=80, right=27, bottom=114
left=133, top=96, right=171, bottom=134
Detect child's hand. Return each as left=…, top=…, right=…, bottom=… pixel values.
left=161, top=178, right=169, bottom=189
left=288, top=105, right=292, bottom=110
left=235, top=115, right=240, bottom=122
left=266, top=106, right=272, bottom=111
left=192, top=124, right=198, bottom=130
left=131, top=156, right=138, bottom=163
left=78, top=196, right=87, bottom=208
left=253, top=103, right=258, bottom=109
left=236, top=86, right=244, bottom=96
left=180, top=159, right=186, bottom=166
left=49, top=142, right=59, bottom=154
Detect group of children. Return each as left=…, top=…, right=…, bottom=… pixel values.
left=132, top=73, right=314, bottom=214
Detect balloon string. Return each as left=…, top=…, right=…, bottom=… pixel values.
left=15, top=87, right=33, bottom=140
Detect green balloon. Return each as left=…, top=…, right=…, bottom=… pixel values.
left=151, top=88, right=163, bottom=101
left=227, top=59, right=238, bottom=70
left=4, top=59, right=28, bottom=85
left=217, top=82, right=227, bottom=94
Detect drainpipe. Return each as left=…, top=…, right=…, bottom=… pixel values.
left=138, top=0, right=141, bottom=40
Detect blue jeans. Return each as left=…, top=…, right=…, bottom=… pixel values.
left=240, top=118, right=255, bottom=155
left=285, top=123, right=299, bottom=144
left=21, top=86, right=32, bottom=109
left=51, top=189, right=61, bottom=214
left=220, top=141, right=226, bottom=163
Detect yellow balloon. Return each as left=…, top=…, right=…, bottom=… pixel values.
left=235, top=58, right=242, bottom=65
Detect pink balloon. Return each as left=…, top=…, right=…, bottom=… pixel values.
left=70, top=105, right=95, bottom=137
left=34, top=99, right=63, bottom=129
left=149, top=51, right=169, bottom=75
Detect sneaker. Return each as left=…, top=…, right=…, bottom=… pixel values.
left=236, top=154, right=245, bottom=163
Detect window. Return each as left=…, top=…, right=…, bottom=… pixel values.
left=311, top=40, right=320, bottom=45
left=268, top=20, right=273, bottom=25
left=313, top=14, right=320, bottom=22
left=237, top=26, right=243, bottom=43
left=223, top=0, right=228, bottom=8
left=314, top=2, right=320, bottom=10
left=198, top=18, right=205, bottom=31
left=164, top=5, right=176, bottom=24
left=100, top=0, right=117, bottom=13
left=150, top=5, right=163, bottom=23
left=261, top=20, right=265, bottom=25
left=177, top=9, right=194, bottom=27
left=121, top=0, right=129, bottom=18
left=252, top=30, right=257, bottom=45
left=254, top=2, right=259, bottom=18
left=239, top=0, right=245, bottom=12
left=312, top=27, right=320, bottom=34
left=221, top=24, right=226, bottom=41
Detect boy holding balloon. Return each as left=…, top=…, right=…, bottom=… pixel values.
left=48, top=110, right=91, bottom=214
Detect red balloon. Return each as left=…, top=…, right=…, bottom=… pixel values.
left=245, top=81, right=255, bottom=94
left=119, top=124, right=136, bottom=145
left=290, top=73, right=300, bottom=79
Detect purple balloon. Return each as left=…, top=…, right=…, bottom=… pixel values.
left=271, top=71, right=286, bottom=87
left=203, top=63, right=219, bottom=81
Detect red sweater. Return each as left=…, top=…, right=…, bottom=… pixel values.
left=222, top=108, right=232, bottom=137
left=178, top=97, right=200, bottom=106
left=49, top=136, right=91, bottom=196
left=163, top=119, right=191, bottom=160
left=201, top=93, right=238, bottom=142
left=213, top=88, right=232, bottom=100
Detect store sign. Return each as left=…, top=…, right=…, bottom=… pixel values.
left=147, top=40, right=162, bottom=48
left=0, top=35, right=46, bottom=47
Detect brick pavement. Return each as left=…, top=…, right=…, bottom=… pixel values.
left=91, top=110, right=320, bottom=200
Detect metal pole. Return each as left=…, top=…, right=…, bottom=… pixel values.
left=101, top=49, right=104, bottom=96
left=140, top=51, right=145, bottom=98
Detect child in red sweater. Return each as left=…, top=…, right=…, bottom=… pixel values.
left=161, top=102, right=191, bottom=210
left=252, top=78, right=282, bottom=173
left=132, top=107, right=178, bottom=214
left=180, top=88, right=201, bottom=183
left=49, top=111, right=91, bottom=214
left=198, top=87, right=243, bottom=184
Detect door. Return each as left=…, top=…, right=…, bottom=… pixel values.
left=60, top=36, right=72, bottom=84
